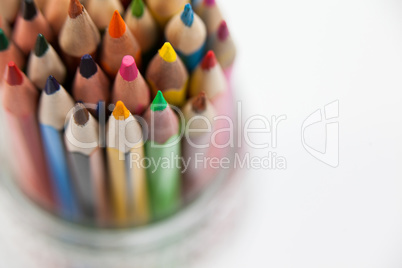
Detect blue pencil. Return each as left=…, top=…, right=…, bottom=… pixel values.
left=39, top=76, right=79, bottom=220
left=165, top=3, right=207, bottom=71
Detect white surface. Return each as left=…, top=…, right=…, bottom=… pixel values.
left=203, top=0, right=402, bottom=267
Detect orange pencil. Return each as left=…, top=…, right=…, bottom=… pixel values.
left=59, top=0, right=100, bottom=58
left=72, top=54, right=111, bottom=109
left=44, top=0, right=70, bottom=36
left=0, top=30, right=24, bottom=83
left=101, top=10, right=142, bottom=78
left=1, top=62, right=54, bottom=210
left=112, top=55, right=150, bottom=115
left=12, top=0, right=54, bottom=55
left=86, top=0, right=124, bottom=31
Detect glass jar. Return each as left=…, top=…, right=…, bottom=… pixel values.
left=0, top=91, right=243, bottom=268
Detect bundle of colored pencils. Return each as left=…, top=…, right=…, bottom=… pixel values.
left=0, top=0, right=236, bottom=227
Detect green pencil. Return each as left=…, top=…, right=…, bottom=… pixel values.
left=144, top=91, right=181, bottom=220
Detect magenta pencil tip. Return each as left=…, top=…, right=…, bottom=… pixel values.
left=204, top=0, right=216, bottom=6
left=119, top=55, right=138, bottom=81
left=217, top=20, right=229, bottom=41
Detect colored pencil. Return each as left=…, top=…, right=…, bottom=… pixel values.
left=189, top=50, right=227, bottom=99
left=209, top=20, right=236, bottom=74
left=86, top=0, right=124, bottom=31
left=12, top=0, right=54, bottom=55
left=147, top=0, right=189, bottom=27
left=72, top=54, right=111, bottom=109
left=190, top=0, right=203, bottom=10
left=165, top=3, right=207, bottom=71
left=0, top=0, right=20, bottom=23
left=1, top=62, right=54, bottom=210
left=195, top=0, right=223, bottom=35
left=59, top=0, right=100, bottom=58
left=101, top=10, right=142, bottom=78
left=143, top=91, right=181, bottom=220
left=112, top=55, right=150, bottom=115
left=34, top=0, right=48, bottom=10
left=0, top=15, right=11, bottom=37
left=106, top=101, right=149, bottom=226
left=65, top=103, right=109, bottom=225
left=0, top=29, right=24, bottom=83
left=124, top=0, right=159, bottom=54
left=182, top=91, right=216, bottom=198
left=44, top=0, right=69, bottom=36
left=39, top=76, right=79, bottom=219
left=120, top=0, right=131, bottom=9
left=146, top=42, right=188, bottom=107
left=27, top=34, right=67, bottom=89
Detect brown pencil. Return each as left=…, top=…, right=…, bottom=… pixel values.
left=44, top=0, right=69, bottom=36
left=72, top=54, right=110, bottom=109
left=1, top=62, right=54, bottom=210
left=0, top=15, right=11, bottom=37
left=0, top=29, right=24, bottom=83
left=12, top=0, right=54, bottom=55
left=112, top=55, right=150, bottom=115
left=27, top=34, right=66, bottom=89
left=59, top=0, right=100, bottom=58
left=0, top=0, right=20, bottom=23
left=101, top=10, right=142, bottom=78
left=86, top=0, right=124, bottom=31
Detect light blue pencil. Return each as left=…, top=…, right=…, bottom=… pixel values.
left=39, top=76, right=79, bottom=220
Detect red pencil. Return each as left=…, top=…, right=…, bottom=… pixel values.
left=1, top=62, right=54, bottom=210
left=0, top=29, right=24, bottom=83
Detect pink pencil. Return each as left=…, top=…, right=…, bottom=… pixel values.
left=111, top=55, right=150, bottom=115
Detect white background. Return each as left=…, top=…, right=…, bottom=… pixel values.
left=199, top=0, right=402, bottom=267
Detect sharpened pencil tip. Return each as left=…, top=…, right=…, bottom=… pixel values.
left=22, top=0, right=37, bottom=20
left=131, top=0, right=144, bottom=18
left=151, top=91, right=168, bottom=111
left=201, top=50, right=217, bottom=70
left=181, top=4, right=194, bottom=27
left=158, top=42, right=177, bottom=63
left=0, top=29, right=9, bottom=51
left=44, top=76, right=60, bottom=95
left=6, top=62, right=23, bottom=86
left=113, top=101, right=130, bottom=120
left=120, top=55, right=138, bottom=81
left=217, top=20, right=229, bottom=41
left=34, top=34, right=49, bottom=57
left=204, top=0, right=216, bottom=6
left=79, top=54, right=97, bottom=78
left=192, top=91, right=207, bottom=113
left=109, top=10, right=126, bottom=38
left=73, top=103, right=90, bottom=126
left=69, top=0, right=83, bottom=18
